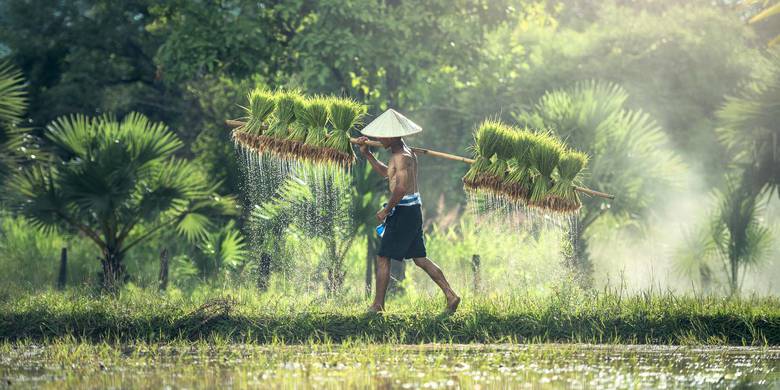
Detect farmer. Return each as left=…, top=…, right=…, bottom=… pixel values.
left=356, top=108, right=461, bottom=314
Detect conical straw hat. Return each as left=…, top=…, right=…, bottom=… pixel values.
left=360, top=108, right=422, bottom=138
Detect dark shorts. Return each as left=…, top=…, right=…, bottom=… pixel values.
left=378, top=204, right=427, bottom=261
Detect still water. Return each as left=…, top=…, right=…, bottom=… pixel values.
left=1, top=343, right=778, bottom=389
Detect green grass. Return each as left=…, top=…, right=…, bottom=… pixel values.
left=2, top=288, right=779, bottom=345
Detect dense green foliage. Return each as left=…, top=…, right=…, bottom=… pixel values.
left=0, top=61, right=26, bottom=189
left=0, top=0, right=778, bottom=295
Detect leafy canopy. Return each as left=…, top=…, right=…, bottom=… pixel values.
left=13, top=112, right=236, bottom=258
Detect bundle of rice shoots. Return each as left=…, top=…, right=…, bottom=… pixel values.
left=483, top=123, right=516, bottom=190
left=472, top=120, right=504, bottom=161
left=267, top=89, right=304, bottom=140
left=549, top=150, right=588, bottom=211
left=529, top=133, right=564, bottom=205
left=298, top=98, right=330, bottom=161
left=502, top=130, right=538, bottom=200
left=464, top=120, right=506, bottom=190
left=244, top=88, right=276, bottom=135
left=324, top=97, right=366, bottom=166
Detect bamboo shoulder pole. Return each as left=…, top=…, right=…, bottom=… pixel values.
left=226, top=119, right=615, bottom=200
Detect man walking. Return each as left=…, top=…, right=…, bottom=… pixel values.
left=356, top=109, right=460, bottom=314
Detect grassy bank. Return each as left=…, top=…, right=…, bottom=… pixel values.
left=1, top=288, right=779, bottom=345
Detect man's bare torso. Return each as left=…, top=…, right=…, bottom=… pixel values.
left=387, top=147, right=419, bottom=196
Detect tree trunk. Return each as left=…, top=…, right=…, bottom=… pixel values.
left=257, top=252, right=272, bottom=291
left=57, top=247, right=67, bottom=290
left=471, top=254, right=481, bottom=293
left=100, top=248, right=126, bottom=293
left=158, top=248, right=169, bottom=292
left=326, top=240, right=345, bottom=295
left=729, top=254, right=739, bottom=296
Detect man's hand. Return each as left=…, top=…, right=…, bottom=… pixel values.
left=376, top=207, right=390, bottom=222
left=356, top=136, right=371, bottom=157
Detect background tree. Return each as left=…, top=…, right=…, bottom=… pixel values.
left=12, top=113, right=236, bottom=291
left=710, top=177, right=774, bottom=295
left=514, top=81, right=683, bottom=284
left=0, top=61, right=26, bottom=190
left=717, top=53, right=780, bottom=198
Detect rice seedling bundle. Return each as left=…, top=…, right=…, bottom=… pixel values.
left=324, top=97, right=366, bottom=166
left=549, top=150, right=588, bottom=212
left=266, top=89, right=304, bottom=144
left=463, top=120, right=508, bottom=191
left=528, top=133, right=564, bottom=206
left=244, top=88, right=276, bottom=135
left=503, top=130, right=538, bottom=201
left=298, top=98, right=330, bottom=161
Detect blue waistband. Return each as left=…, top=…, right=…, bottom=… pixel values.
left=397, top=192, right=422, bottom=206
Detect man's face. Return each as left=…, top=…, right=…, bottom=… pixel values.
left=377, top=137, right=399, bottom=149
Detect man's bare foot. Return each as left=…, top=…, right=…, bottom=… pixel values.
left=367, top=304, right=384, bottom=314
left=445, top=294, right=461, bottom=314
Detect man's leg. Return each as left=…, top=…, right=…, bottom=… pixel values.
left=412, top=257, right=461, bottom=313
left=369, top=256, right=391, bottom=312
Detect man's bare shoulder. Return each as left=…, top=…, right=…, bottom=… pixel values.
left=391, top=151, right=414, bottom=167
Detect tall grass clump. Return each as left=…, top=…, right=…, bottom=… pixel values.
left=299, top=97, right=330, bottom=161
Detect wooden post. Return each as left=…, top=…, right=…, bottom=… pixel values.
left=471, top=254, right=481, bottom=293
left=158, top=248, right=169, bottom=292
left=57, top=248, right=67, bottom=290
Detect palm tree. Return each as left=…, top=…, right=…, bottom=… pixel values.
left=0, top=61, right=26, bottom=189
left=12, top=113, right=236, bottom=291
left=673, top=178, right=774, bottom=295
left=514, top=81, right=683, bottom=285
left=717, top=53, right=779, bottom=197
left=251, top=161, right=383, bottom=295
left=711, top=177, right=774, bottom=295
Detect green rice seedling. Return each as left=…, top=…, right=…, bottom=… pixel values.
left=482, top=123, right=517, bottom=193
left=549, top=150, right=588, bottom=212
left=529, top=133, right=564, bottom=205
left=263, top=89, right=304, bottom=156
left=463, top=120, right=506, bottom=190
left=267, top=89, right=304, bottom=139
left=298, top=97, right=330, bottom=161
left=324, top=97, right=366, bottom=166
left=503, top=130, right=538, bottom=201
left=244, top=88, right=276, bottom=135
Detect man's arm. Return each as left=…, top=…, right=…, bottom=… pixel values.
left=357, top=136, right=388, bottom=177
